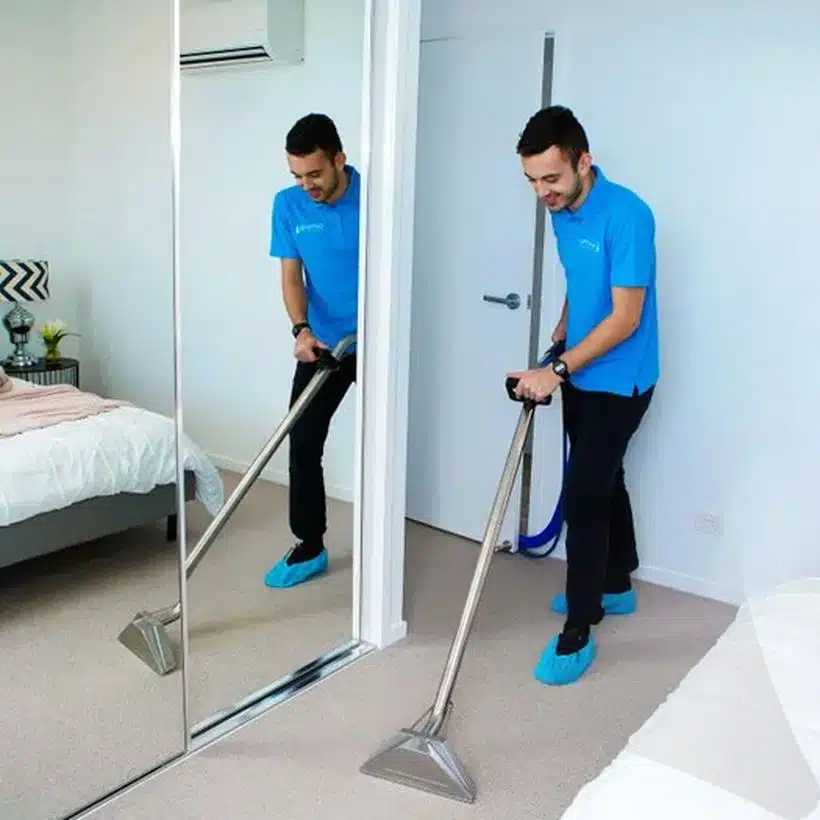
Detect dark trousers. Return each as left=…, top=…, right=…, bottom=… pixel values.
left=561, top=380, right=654, bottom=626
left=288, top=354, right=356, bottom=545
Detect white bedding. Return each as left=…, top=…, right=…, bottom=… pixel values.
left=560, top=580, right=820, bottom=820
left=0, top=378, right=224, bottom=528
left=561, top=753, right=787, bottom=820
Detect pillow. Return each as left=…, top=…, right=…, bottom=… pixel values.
left=0, top=366, right=11, bottom=394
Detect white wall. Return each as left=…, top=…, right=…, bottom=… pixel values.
left=179, top=0, right=364, bottom=502
left=63, top=0, right=175, bottom=414
left=1, top=0, right=364, bottom=495
left=0, top=2, right=76, bottom=361
left=420, top=0, right=820, bottom=603
left=0, top=0, right=176, bottom=417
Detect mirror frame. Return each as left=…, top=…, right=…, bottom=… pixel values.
left=72, top=1, right=424, bottom=814
left=166, top=0, right=426, bottom=751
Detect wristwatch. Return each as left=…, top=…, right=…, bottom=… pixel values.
left=292, top=322, right=311, bottom=338
left=552, top=358, right=570, bottom=381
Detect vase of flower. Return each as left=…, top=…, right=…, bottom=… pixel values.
left=39, top=320, right=79, bottom=364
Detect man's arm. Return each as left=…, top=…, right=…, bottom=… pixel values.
left=560, top=288, right=645, bottom=373
left=552, top=296, right=568, bottom=342
left=281, top=258, right=308, bottom=326
left=269, top=193, right=325, bottom=361
left=270, top=193, right=306, bottom=325
left=560, top=201, right=655, bottom=375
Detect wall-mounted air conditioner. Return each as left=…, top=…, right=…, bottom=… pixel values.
left=180, top=0, right=304, bottom=70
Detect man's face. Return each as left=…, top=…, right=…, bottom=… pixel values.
left=521, top=146, right=591, bottom=212
left=287, top=149, right=345, bottom=203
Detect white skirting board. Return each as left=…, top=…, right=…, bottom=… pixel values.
left=516, top=544, right=741, bottom=607
left=206, top=446, right=738, bottom=610
left=631, top=565, right=739, bottom=606
left=206, top=452, right=354, bottom=505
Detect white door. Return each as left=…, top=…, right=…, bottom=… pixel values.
left=406, top=31, right=554, bottom=545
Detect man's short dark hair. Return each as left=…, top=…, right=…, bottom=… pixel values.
left=516, top=105, right=589, bottom=169
left=285, top=113, right=343, bottom=159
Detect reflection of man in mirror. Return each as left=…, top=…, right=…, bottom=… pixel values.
left=507, top=105, right=660, bottom=686
left=264, top=113, right=359, bottom=589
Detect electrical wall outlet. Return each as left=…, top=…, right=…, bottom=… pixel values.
left=694, top=512, right=724, bottom=536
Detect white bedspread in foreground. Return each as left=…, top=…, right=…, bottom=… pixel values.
left=560, top=580, right=820, bottom=820
left=0, top=382, right=224, bottom=527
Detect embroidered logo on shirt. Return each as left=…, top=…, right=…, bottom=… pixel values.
left=295, top=223, right=324, bottom=235
left=578, top=238, right=601, bottom=252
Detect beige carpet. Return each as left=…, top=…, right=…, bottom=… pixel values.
left=184, top=470, right=354, bottom=727
left=0, top=521, right=185, bottom=820
left=90, top=521, right=736, bottom=820
left=0, top=472, right=354, bottom=820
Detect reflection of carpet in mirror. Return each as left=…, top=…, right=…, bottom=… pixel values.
left=184, top=469, right=355, bottom=728
left=0, top=522, right=184, bottom=820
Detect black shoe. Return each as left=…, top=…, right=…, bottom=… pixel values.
left=556, top=623, right=591, bottom=656
left=285, top=540, right=325, bottom=565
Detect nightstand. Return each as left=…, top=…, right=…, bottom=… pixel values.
left=4, top=357, right=79, bottom=388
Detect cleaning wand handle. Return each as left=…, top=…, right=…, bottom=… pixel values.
left=504, top=339, right=566, bottom=406
left=425, top=372, right=556, bottom=733
left=184, top=333, right=356, bottom=580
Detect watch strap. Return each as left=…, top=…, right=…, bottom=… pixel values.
left=552, top=358, right=570, bottom=381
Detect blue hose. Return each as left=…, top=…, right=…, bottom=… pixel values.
left=516, top=341, right=570, bottom=559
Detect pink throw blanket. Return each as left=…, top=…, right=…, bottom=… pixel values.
left=0, top=374, right=128, bottom=438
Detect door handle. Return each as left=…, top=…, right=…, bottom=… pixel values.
left=482, top=292, right=521, bottom=310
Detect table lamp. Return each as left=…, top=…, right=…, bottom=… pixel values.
left=0, top=259, right=50, bottom=368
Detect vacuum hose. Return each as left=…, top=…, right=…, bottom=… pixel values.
left=516, top=340, right=570, bottom=559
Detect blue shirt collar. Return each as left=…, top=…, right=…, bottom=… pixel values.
left=336, top=164, right=359, bottom=206
left=564, top=164, right=607, bottom=222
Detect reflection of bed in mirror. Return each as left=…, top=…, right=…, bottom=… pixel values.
left=0, top=372, right=226, bottom=818
left=0, top=374, right=224, bottom=567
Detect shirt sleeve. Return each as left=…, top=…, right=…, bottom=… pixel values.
left=269, top=192, right=300, bottom=260
left=608, top=199, right=656, bottom=288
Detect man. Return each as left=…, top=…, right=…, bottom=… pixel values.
left=264, top=113, right=359, bottom=589
left=508, top=105, right=659, bottom=686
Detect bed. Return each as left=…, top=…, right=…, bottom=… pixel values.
left=559, top=579, right=820, bottom=820
left=0, top=375, right=224, bottom=570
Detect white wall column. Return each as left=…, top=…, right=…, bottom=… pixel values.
left=355, top=0, right=422, bottom=648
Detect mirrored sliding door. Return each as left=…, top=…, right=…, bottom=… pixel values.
left=176, top=0, right=367, bottom=733
left=0, top=1, right=185, bottom=818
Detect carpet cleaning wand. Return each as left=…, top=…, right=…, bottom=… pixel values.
left=359, top=351, right=558, bottom=804
left=117, top=334, right=357, bottom=677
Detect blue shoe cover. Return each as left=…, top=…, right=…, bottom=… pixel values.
left=264, top=549, right=328, bottom=588
left=550, top=589, right=637, bottom=617
left=534, top=633, right=596, bottom=686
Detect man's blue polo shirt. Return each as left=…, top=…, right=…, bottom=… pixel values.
left=550, top=166, right=659, bottom=396
left=269, top=165, right=360, bottom=350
